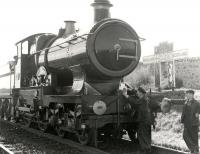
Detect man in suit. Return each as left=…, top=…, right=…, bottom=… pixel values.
left=181, top=90, right=200, bottom=154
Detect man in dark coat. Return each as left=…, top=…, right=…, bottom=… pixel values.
left=123, top=87, right=151, bottom=154
left=181, top=90, right=200, bottom=154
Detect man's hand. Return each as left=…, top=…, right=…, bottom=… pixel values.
left=122, top=88, right=129, bottom=98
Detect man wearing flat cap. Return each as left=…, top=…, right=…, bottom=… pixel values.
left=123, top=87, right=151, bottom=154
left=181, top=90, right=200, bottom=154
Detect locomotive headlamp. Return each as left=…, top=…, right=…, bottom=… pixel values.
left=93, top=100, right=107, bottom=115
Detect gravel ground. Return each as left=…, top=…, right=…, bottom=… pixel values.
left=0, top=122, right=86, bottom=154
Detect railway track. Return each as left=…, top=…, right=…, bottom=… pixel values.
left=0, top=119, right=108, bottom=154
left=0, top=119, right=189, bottom=154
left=0, top=142, right=21, bottom=154
left=152, top=145, right=188, bottom=154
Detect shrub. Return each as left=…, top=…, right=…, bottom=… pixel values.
left=161, top=120, right=173, bottom=131
left=172, top=125, right=183, bottom=133
left=135, top=72, right=152, bottom=87
left=125, top=68, right=154, bottom=88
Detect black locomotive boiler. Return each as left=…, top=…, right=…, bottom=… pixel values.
left=0, top=0, right=141, bottom=147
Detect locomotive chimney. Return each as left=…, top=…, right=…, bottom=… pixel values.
left=63, top=21, right=76, bottom=38
left=91, top=0, right=113, bottom=23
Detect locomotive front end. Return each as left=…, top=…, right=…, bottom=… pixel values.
left=87, top=18, right=141, bottom=78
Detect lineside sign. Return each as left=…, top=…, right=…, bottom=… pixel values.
left=143, top=49, right=188, bottom=64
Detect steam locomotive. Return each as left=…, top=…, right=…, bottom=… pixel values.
left=0, top=0, right=142, bottom=147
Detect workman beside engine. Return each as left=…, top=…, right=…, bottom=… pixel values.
left=181, top=90, right=200, bottom=154
left=122, top=87, right=151, bottom=154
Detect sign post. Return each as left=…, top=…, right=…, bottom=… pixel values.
left=143, top=48, right=188, bottom=90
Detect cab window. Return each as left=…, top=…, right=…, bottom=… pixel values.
left=22, top=41, right=29, bottom=54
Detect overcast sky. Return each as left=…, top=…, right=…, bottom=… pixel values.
left=0, top=0, right=200, bottom=64
left=0, top=0, right=200, bottom=88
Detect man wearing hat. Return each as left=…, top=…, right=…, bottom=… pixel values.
left=123, top=87, right=151, bottom=154
left=181, top=90, right=200, bottom=154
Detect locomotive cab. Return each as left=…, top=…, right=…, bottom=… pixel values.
left=14, top=33, right=56, bottom=88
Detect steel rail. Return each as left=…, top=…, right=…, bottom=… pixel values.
left=0, top=144, right=14, bottom=154
left=152, top=145, right=189, bottom=154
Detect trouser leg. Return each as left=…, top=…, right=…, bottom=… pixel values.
left=127, top=123, right=138, bottom=142
left=137, top=123, right=151, bottom=153
left=183, top=127, right=199, bottom=153
left=1, top=106, right=4, bottom=118
left=191, top=126, right=199, bottom=152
